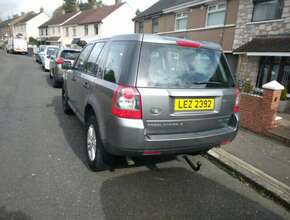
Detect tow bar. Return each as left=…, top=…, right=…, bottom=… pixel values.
left=183, top=155, right=202, bottom=172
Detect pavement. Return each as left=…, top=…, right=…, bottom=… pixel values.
left=268, top=113, right=290, bottom=146
left=223, top=129, right=290, bottom=186
left=0, top=51, right=290, bottom=219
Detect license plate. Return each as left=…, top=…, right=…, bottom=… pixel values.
left=174, top=98, right=215, bottom=111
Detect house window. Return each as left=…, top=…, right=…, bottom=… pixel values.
left=152, top=17, right=158, bottom=33
left=40, top=29, right=44, bottom=36
left=139, top=21, right=144, bottom=33
left=207, top=2, right=226, bottom=27
left=84, top=25, right=89, bottom=36
left=252, top=0, right=283, bottom=22
left=73, top=26, right=76, bottom=36
left=257, top=57, right=290, bottom=91
left=65, top=27, right=69, bottom=37
left=175, top=12, right=188, bottom=31
left=52, top=27, right=55, bottom=35
left=94, top=24, right=98, bottom=35
left=58, top=27, right=61, bottom=34
left=45, top=28, right=48, bottom=36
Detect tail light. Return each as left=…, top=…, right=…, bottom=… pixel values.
left=112, top=85, right=142, bottom=119
left=233, top=88, right=241, bottom=113
left=56, top=57, right=64, bottom=65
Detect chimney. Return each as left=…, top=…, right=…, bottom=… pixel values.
left=115, top=0, right=121, bottom=5
left=21, top=12, right=25, bottom=16
left=40, top=7, right=44, bottom=13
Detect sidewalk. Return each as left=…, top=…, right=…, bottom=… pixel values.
left=224, top=129, right=290, bottom=186
left=207, top=128, right=290, bottom=209
left=268, top=113, right=290, bottom=146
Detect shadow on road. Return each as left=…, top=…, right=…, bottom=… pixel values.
left=100, top=167, right=284, bottom=220
left=0, top=206, right=32, bottom=220
left=51, top=95, right=88, bottom=167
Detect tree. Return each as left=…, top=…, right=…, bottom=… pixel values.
left=53, top=6, right=64, bottom=16
left=79, top=0, right=103, bottom=11
left=63, top=0, right=77, bottom=13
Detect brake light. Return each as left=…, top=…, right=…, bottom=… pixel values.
left=176, top=40, right=202, bottom=48
left=56, top=57, right=64, bottom=65
left=112, top=85, right=142, bottom=119
left=221, top=139, right=231, bottom=145
left=233, top=88, right=241, bottom=113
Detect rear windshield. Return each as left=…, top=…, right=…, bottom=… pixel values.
left=47, top=48, right=58, bottom=56
left=137, top=43, right=235, bottom=88
left=61, top=50, right=80, bottom=60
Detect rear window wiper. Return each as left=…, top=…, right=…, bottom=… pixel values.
left=192, top=81, right=223, bottom=85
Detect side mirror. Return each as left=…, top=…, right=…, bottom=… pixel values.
left=63, top=62, right=73, bottom=70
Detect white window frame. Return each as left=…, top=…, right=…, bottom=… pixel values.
left=206, top=1, right=227, bottom=27
left=65, top=27, right=69, bottom=37
left=175, top=11, right=188, bottom=31
left=152, top=17, right=159, bottom=33
left=72, top=26, right=77, bottom=36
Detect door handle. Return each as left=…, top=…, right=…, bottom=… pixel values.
left=83, top=81, right=89, bottom=89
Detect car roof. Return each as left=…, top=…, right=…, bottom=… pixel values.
left=60, top=48, right=81, bottom=52
left=91, top=34, right=222, bottom=51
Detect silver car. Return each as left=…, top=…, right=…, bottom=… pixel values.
left=49, top=48, right=80, bottom=87
left=62, top=34, right=240, bottom=171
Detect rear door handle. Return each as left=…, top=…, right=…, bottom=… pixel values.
left=83, top=81, right=89, bottom=89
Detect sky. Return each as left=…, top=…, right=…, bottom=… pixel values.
left=0, top=0, right=158, bottom=20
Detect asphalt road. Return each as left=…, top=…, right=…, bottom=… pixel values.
left=0, top=51, right=289, bottom=220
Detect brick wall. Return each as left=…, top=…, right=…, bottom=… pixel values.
left=240, top=89, right=282, bottom=134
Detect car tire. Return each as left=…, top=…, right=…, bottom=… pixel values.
left=62, top=88, right=73, bottom=115
left=52, top=76, right=59, bottom=88
left=85, top=115, right=113, bottom=171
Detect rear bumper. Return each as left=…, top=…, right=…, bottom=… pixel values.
left=104, top=114, right=239, bottom=156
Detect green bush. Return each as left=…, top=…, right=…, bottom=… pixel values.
left=280, top=88, right=288, bottom=101
left=242, top=79, right=253, bottom=93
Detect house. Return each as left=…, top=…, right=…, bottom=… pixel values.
left=0, top=15, right=24, bottom=40
left=61, top=2, right=135, bottom=45
left=38, top=11, right=81, bottom=45
left=233, top=0, right=290, bottom=93
left=13, top=9, right=50, bottom=41
left=133, top=0, right=240, bottom=73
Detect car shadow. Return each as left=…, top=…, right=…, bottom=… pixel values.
left=100, top=167, right=285, bottom=220
left=0, top=206, right=32, bottom=220
left=51, top=95, right=181, bottom=170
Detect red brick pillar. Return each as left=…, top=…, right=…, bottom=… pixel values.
left=261, top=81, right=284, bottom=133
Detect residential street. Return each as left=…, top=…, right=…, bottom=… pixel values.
left=0, top=52, right=289, bottom=220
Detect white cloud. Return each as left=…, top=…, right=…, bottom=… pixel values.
left=0, top=0, right=158, bottom=20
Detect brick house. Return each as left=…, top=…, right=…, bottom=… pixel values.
left=133, top=0, right=240, bottom=73
left=233, top=0, right=290, bottom=93
left=0, top=15, right=24, bottom=41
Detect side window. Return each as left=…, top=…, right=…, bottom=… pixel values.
left=84, top=43, right=105, bottom=75
left=74, top=44, right=94, bottom=71
left=103, top=42, right=128, bottom=83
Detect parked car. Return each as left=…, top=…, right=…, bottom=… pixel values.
left=49, top=48, right=80, bottom=87
left=6, top=37, right=28, bottom=54
left=62, top=34, right=240, bottom=171
left=41, top=46, right=59, bottom=71
left=35, top=45, right=46, bottom=63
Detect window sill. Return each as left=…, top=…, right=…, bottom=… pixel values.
left=246, top=19, right=284, bottom=25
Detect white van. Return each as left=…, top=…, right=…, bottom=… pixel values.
left=6, top=38, right=28, bottom=54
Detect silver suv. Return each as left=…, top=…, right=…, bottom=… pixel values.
left=62, top=34, right=240, bottom=171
